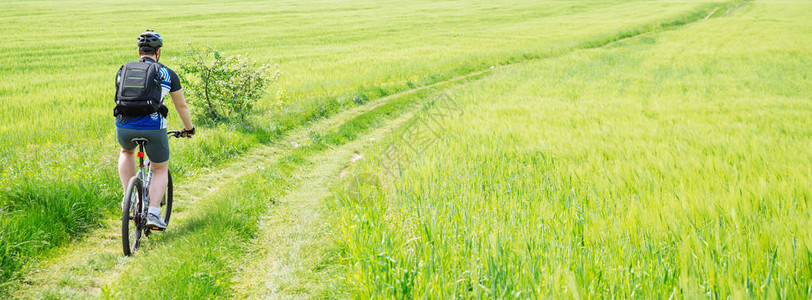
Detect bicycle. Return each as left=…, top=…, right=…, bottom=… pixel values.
left=121, top=130, right=190, bottom=256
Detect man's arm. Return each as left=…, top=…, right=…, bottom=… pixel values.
left=169, top=89, right=195, bottom=135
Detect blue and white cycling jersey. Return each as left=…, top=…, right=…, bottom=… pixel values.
left=115, top=57, right=182, bottom=129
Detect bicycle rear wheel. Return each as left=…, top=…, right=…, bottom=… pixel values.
left=122, top=176, right=144, bottom=256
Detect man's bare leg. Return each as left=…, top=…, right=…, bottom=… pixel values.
left=144, top=160, right=169, bottom=229
left=118, top=148, right=136, bottom=192
left=148, top=161, right=169, bottom=208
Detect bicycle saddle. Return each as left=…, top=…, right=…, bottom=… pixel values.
left=131, top=137, right=150, bottom=143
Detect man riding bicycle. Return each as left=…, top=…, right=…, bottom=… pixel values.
left=115, top=30, right=195, bottom=230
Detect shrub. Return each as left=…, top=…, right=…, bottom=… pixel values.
left=176, top=46, right=281, bottom=124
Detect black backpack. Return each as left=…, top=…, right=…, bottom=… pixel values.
left=114, top=60, right=166, bottom=117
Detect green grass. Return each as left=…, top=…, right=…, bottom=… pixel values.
left=0, top=0, right=734, bottom=286
left=331, top=0, right=811, bottom=298
left=7, top=0, right=808, bottom=298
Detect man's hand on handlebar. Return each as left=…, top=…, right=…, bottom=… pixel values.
left=168, top=127, right=196, bottom=138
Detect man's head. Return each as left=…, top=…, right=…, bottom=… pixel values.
left=137, top=30, right=163, bottom=60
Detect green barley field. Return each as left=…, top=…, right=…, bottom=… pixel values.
left=1, top=0, right=809, bottom=298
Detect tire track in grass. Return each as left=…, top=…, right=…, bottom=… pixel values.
left=230, top=101, right=424, bottom=299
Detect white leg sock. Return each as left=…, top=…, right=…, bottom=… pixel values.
left=148, top=206, right=160, bottom=216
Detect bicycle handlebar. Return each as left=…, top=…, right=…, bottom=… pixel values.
left=167, top=130, right=194, bottom=138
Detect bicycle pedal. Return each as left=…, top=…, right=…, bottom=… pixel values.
left=148, top=226, right=166, bottom=231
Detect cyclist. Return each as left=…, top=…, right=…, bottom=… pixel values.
left=115, top=30, right=195, bottom=230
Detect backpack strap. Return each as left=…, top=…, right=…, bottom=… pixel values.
left=158, top=105, right=169, bottom=118
left=113, top=64, right=125, bottom=117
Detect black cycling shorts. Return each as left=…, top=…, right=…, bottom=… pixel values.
left=115, top=127, right=170, bottom=163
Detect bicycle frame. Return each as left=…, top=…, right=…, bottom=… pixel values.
left=133, top=140, right=154, bottom=234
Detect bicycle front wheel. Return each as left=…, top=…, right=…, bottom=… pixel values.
left=163, top=170, right=173, bottom=226
left=122, top=176, right=143, bottom=256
